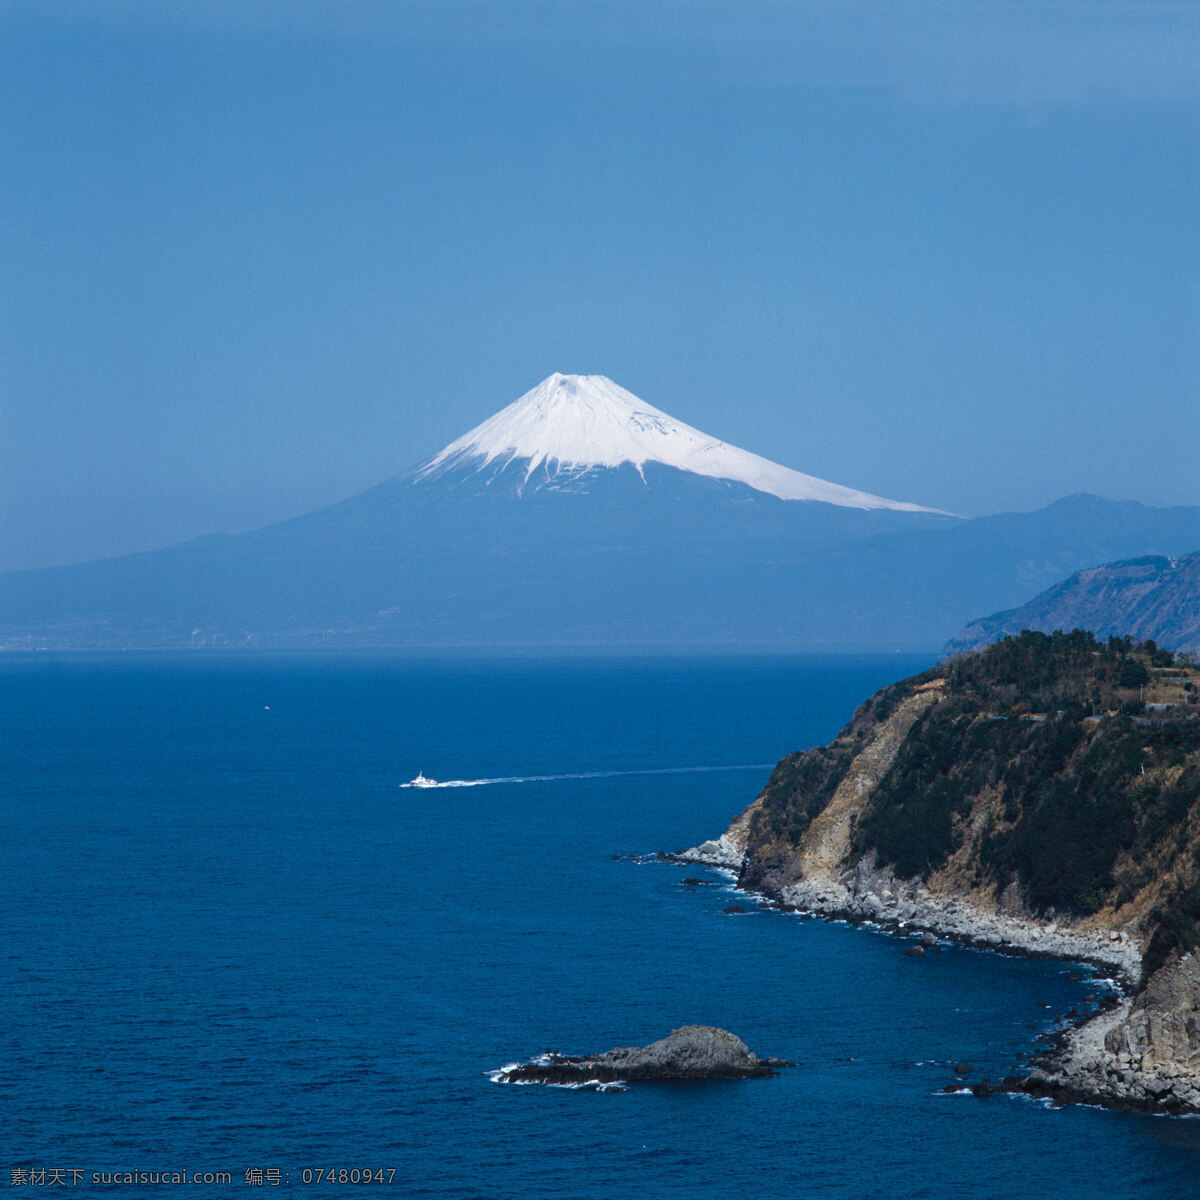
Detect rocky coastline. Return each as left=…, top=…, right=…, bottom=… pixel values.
left=680, top=841, right=1142, bottom=983
left=674, top=636, right=1200, bottom=1116
left=1021, top=952, right=1200, bottom=1114
left=677, top=836, right=1200, bottom=1115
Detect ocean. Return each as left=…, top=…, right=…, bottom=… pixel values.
left=3, top=652, right=1199, bottom=1198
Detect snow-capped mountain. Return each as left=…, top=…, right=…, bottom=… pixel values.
left=414, top=373, right=942, bottom=513
left=3, top=375, right=1198, bottom=651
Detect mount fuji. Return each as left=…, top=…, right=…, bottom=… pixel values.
left=411, top=373, right=944, bottom=513
left=3, top=375, right=1198, bottom=650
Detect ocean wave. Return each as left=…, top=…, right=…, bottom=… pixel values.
left=548, top=1077, right=628, bottom=1091
left=487, top=1068, right=628, bottom=1092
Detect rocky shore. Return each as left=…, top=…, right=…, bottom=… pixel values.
left=1022, top=953, right=1200, bottom=1113
left=679, top=834, right=1200, bottom=1114
left=492, top=1025, right=787, bottom=1087
left=680, top=842, right=1143, bottom=983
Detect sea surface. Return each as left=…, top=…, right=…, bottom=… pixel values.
left=3, top=652, right=1199, bottom=1199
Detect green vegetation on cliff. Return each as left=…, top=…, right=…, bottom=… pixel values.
left=748, top=631, right=1200, bottom=979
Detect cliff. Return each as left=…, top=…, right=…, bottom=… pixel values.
left=684, top=630, right=1200, bottom=1113
left=1024, top=952, right=1200, bottom=1112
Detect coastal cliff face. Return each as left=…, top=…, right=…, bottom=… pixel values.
left=684, top=631, right=1200, bottom=1114
left=1026, top=952, right=1200, bottom=1112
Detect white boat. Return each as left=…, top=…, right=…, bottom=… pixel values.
left=407, top=772, right=438, bottom=788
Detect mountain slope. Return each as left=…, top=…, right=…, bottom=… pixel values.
left=0, top=461, right=954, bottom=648
left=778, top=493, right=1200, bottom=644
left=946, top=551, right=1200, bottom=656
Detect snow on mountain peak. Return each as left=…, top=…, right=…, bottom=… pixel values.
left=415, top=373, right=944, bottom=513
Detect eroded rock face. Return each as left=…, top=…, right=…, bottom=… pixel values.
left=1110, top=952, right=1200, bottom=1069
left=1027, top=953, right=1200, bottom=1113
left=493, top=1025, right=786, bottom=1086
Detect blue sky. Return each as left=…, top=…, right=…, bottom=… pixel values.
left=2, top=1, right=1197, bottom=568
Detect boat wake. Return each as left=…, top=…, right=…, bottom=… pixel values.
left=399, top=764, right=773, bottom=789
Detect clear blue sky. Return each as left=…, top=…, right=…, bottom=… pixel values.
left=2, top=0, right=1197, bottom=569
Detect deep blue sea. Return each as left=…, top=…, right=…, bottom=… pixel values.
left=4, top=653, right=1200, bottom=1199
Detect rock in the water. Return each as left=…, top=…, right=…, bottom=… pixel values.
left=723, top=905, right=747, bottom=914
left=493, top=1026, right=785, bottom=1086
left=905, top=945, right=926, bottom=957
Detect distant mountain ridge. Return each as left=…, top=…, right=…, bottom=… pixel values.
left=946, top=551, right=1200, bottom=656
left=2, top=375, right=1199, bottom=650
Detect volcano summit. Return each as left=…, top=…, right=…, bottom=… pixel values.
left=413, top=373, right=942, bottom=512
left=3, top=375, right=1197, bottom=650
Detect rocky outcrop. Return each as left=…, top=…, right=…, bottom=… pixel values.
left=684, top=798, right=762, bottom=870
left=492, top=1025, right=786, bottom=1086
left=1023, top=953, right=1200, bottom=1112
